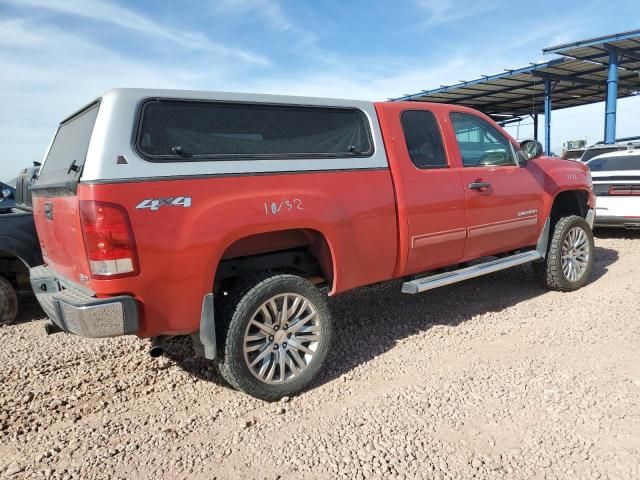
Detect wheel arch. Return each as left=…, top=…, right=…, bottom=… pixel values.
left=0, top=247, right=31, bottom=290
left=548, top=189, right=590, bottom=224
left=212, top=228, right=337, bottom=295
left=0, top=215, right=43, bottom=269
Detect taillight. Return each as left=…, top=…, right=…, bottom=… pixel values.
left=79, top=200, right=139, bottom=278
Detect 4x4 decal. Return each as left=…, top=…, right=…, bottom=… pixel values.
left=136, top=197, right=192, bottom=211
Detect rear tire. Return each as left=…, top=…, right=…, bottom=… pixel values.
left=534, top=215, right=594, bottom=291
left=0, top=275, right=18, bottom=324
left=216, top=273, right=333, bottom=401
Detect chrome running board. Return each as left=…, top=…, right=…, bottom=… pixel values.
left=402, top=217, right=550, bottom=294
left=401, top=250, right=543, bottom=294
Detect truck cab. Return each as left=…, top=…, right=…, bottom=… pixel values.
left=30, top=89, right=595, bottom=399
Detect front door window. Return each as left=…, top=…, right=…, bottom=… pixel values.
left=450, top=113, right=516, bottom=167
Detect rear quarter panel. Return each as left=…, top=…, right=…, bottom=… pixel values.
left=81, top=169, right=398, bottom=337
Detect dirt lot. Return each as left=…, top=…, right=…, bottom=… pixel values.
left=1, top=230, right=639, bottom=480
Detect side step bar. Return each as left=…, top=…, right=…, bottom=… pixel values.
left=401, top=250, right=542, bottom=294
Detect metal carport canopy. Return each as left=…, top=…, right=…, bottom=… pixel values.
left=391, top=29, right=640, bottom=153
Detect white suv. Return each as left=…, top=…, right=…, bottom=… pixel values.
left=587, top=148, right=640, bottom=229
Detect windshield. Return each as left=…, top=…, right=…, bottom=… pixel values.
left=581, top=145, right=627, bottom=163
left=37, top=102, right=99, bottom=185
left=587, top=154, right=640, bottom=172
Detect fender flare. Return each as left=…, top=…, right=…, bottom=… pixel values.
left=0, top=236, right=41, bottom=269
left=0, top=213, right=42, bottom=268
left=204, top=226, right=340, bottom=297
left=546, top=188, right=591, bottom=219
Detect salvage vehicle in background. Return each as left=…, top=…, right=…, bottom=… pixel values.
left=580, top=137, right=640, bottom=163
left=587, top=148, right=640, bottom=229
left=0, top=181, right=16, bottom=213
left=0, top=164, right=42, bottom=323
left=29, top=89, right=595, bottom=400
left=13, top=163, right=40, bottom=210
left=561, top=139, right=586, bottom=161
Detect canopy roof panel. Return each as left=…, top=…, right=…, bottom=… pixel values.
left=543, top=28, right=640, bottom=65
left=391, top=30, right=640, bottom=119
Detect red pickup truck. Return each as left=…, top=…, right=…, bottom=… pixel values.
left=30, top=89, right=595, bottom=400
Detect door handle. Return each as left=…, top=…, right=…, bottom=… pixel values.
left=468, top=181, right=491, bottom=191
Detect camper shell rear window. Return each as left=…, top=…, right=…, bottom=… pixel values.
left=135, top=99, right=374, bottom=161
left=36, top=102, right=100, bottom=187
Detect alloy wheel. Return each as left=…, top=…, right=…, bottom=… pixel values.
left=561, top=226, right=590, bottom=282
left=243, top=293, right=321, bottom=384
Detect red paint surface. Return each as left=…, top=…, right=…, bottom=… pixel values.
left=35, top=170, right=399, bottom=336
left=32, top=101, right=595, bottom=338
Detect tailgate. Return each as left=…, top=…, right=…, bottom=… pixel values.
left=31, top=102, right=100, bottom=284
left=32, top=194, right=90, bottom=282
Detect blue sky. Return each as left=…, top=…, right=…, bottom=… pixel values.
left=1, top=0, right=639, bottom=180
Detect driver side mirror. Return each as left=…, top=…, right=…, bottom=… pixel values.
left=519, top=139, right=544, bottom=162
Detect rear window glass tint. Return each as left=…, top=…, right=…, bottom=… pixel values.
left=587, top=154, right=640, bottom=171
left=137, top=100, right=373, bottom=160
left=401, top=110, right=447, bottom=168
left=39, top=103, right=99, bottom=184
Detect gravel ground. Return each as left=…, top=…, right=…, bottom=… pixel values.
left=1, top=230, right=639, bottom=480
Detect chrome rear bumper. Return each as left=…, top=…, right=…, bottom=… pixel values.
left=30, top=265, right=138, bottom=337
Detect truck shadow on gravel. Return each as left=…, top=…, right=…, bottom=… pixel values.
left=594, top=228, right=640, bottom=240
left=164, top=246, right=619, bottom=398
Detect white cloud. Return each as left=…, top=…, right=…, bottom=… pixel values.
left=0, top=17, right=217, bottom=177
left=416, top=0, right=500, bottom=26
left=0, top=0, right=634, bottom=180
left=212, top=0, right=326, bottom=51
left=215, top=0, right=294, bottom=33
left=2, top=0, right=269, bottom=65
left=0, top=18, right=48, bottom=47
left=0, top=15, right=491, bottom=179
left=238, top=57, right=475, bottom=100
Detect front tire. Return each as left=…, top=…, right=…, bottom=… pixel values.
left=0, top=275, right=18, bottom=324
left=534, top=215, right=594, bottom=291
left=216, top=274, right=333, bottom=401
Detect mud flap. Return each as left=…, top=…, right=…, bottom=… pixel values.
left=194, top=293, right=216, bottom=359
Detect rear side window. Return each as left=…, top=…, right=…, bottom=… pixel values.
left=136, top=100, right=373, bottom=161
left=400, top=110, right=447, bottom=168
left=39, top=103, right=99, bottom=184
left=587, top=154, right=640, bottom=171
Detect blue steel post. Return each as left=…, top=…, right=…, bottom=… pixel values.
left=544, top=79, right=551, bottom=155
left=604, top=47, right=619, bottom=144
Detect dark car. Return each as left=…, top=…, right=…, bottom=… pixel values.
left=0, top=181, right=16, bottom=214
left=0, top=164, right=43, bottom=323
